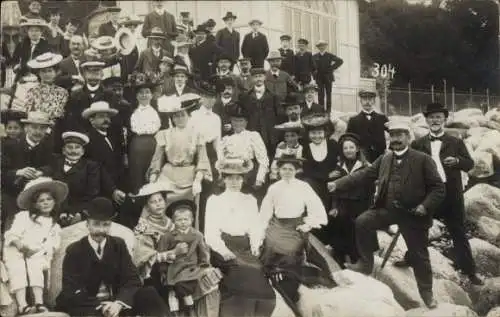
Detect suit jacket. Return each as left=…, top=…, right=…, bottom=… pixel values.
left=213, top=73, right=245, bottom=98
left=1, top=137, right=54, bottom=195
left=163, top=84, right=197, bottom=97
left=294, top=51, right=316, bottom=79
left=135, top=48, right=170, bottom=75
left=98, top=21, right=119, bottom=37
left=265, top=70, right=298, bottom=101
left=55, top=56, right=80, bottom=91
left=300, top=101, right=325, bottom=117
left=215, top=28, right=240, bottom=61
left=85, top=127, right=125, bottom=192
left=141, top=11, right=177, bottom=39
left=239, top=73, right=253, bottom=92
left=313, top=52, right=343, bottom=82
left=213, top=97, right=236, bottom=136
left=40, top=156, right=101, bottom=213
left=13, top=37, right=50, bottom=77
left=411, top=133, right=473, bottom=212
left=120, top=46, right=139, bottom=82
left=279, top=48, right=295, bottom=77
left=241, top=32, right=269, bottom=67
left=189, top=40, right=221, bottom=81
left=57, top=236, right=141, bottom=310
left=335, top=149, right=445, bottom=227
left=346, top=112, right=389, bottom=163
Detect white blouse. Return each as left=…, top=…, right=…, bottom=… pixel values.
left=130, top=105, right=161, bottom=135
left=218, top=130, right=269, bottom=182
left=190, top=107, right=221, bottom=144
left=260, top=179, right=327, bottom=230
left=205, top=192, right=264, bottom=257
left=310, top=140, right=328, bottom=162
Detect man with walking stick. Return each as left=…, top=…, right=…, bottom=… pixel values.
left=328, top=121, right=445, bottom=308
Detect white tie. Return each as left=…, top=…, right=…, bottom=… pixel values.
left=104, top=136, right=113, bottom=150
left=430, top=140, right=447, bottom=182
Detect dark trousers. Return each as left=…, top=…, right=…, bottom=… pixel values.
left=355, top=208, right=433, bottom=296
left=172, top=280, right=198, bottom=297
left=220, top=295, right=275, bottom=317
left=63, top=286, right=169, bottom=317
left=317, top=77, right=333, bottom=113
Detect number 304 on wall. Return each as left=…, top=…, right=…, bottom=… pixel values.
left=372, top=63, right=396, bottom=79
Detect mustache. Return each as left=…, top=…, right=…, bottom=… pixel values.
left=390, top=141, right=402, bottom=147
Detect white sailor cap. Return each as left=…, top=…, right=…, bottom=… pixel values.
left=385, top=120, right=410, bottom=132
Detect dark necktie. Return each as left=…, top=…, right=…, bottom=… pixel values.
left=394, top=152, right=407, bottom=161
left=273, top=74, right=278, bottom=79
left=430, top=136, right=443, bottom=142
left=97, top=243, right=102, bottom=256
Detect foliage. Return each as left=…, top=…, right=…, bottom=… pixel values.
left=359, top=0, right=499, bottom=93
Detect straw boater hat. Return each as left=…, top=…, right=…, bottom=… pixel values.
left=133, top=182, right=174, bottom=198
left=62, top=131, right=90, bottom=146
left=157, top=93, right=200, bottom=114
left=385, top=120, right=411, bottom=133
left=17, top=177, right=69, bottom=210
left=316, top=40, right=328, bottom=48
left=148, top=27, right=167, bottom=40
left=21, top=111, right=54, bottom=126
left=81, top=101, right=118, bottom=119
left=249, top=19, right=263, bottom=26
left=222, top=12, right=237, bottom=21
left=118, top=14, right=143, bottom=27
left=267, top=51, right=283, bottom=61
left=302, top=112, right=331, bottom=130
left=20, top=18, right=49, bottom=31
left=218, top=157, right=254, bottom=175
left=423, top=102, right=449, bottom=118
left=91, top=36, right=117, bottom=51
left=27, top=52, right=63, bottom=69
left=274, top=121, right=304, bottom=134
left=83, top=197, right=117, bottom=221
left=80, top=50, right=106, bottom=69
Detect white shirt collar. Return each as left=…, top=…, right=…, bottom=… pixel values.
left=176, top=84, right=185, bottom=91
left=429, top=131, right=445, bottom=138
left=393, top=147, right=409, bottom=156
left=152, top=46, right=161, bottom=54
left=137, top=104, right=152, bottom=110
left=26, top=136, right=38, bottom=148
left=310, top=139, right=327, bottom=148
left=254, top=85, right=265, bottom=94
left=177, top=227, right=191, bottom=234
left=31, top=40, right=39, bottom=46
left=271, top=69, right=280, bottom=76
left=219, top=70, right=230, bottom=76
left=362, top=109, right=374, bottom=115
left=95, top=128, right=107, bottom=136
left=88, top=236, right=107, bottom=256
left=87, top=83, right=100, bottom=92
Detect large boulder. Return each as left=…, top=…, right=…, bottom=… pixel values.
left=405, top=303, right=478, bottom=317
left=296, top=270, right=405, bottom=317
left=464, top=184, right=500, bottom=223
left=467, top=277, right=500, bottom=316
left=468, top=151, right=495, bottom=178
left=486, top=307, right=500, bottom=317
left=448, top=109, right=487, bottom=129
left=445, top=128, right=468, bottom=140
left=476, top=130, right=500, bottom=160
left=467, top=127, right=491, bottom=138
left=428, top=247, right=461, bottom=284
left=428, top=220, right=445, bottom=241
left=469, top=238, right=500, bottom=277
left=47, top=222, right=135, bottom=307
left=434, top=279, right=472, bottom=308
left=476, top=216, right=500, bottom=247
left=377, top=231, right=408, bottom=262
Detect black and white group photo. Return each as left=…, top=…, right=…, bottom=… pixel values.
left=0, top=0, right=499, bottom=316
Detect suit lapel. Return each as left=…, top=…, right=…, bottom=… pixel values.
left=422, top=135, right=432, bottom=155
left=439, top=134, right=451, bottom=158
left=402, top=150, right=415, bottom=185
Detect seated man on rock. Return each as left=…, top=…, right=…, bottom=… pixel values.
left=56, top=197, right=169, bottom=317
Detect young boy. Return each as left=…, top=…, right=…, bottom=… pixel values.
left=270, top=122, right=304, bottom=181
left=157, top=206, right=210, bottom=313
left=1, top=110, right=25, bottom=141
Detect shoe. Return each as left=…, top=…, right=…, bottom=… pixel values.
left=468, top=274, right=484, bottom=286
left=35, top=304, right=49, bottom=313
left=421, top=293, right=438, bottom=309
left=393, top=259, right=410, bottom=268
left=18, top=306, right=36, bottom=315
left=168, top=291, right=179, bottom=312
left=183, top=295, right=194, bottom=306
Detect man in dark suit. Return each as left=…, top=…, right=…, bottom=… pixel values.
left=55, top=35, right=85, bottom=91
left=240, top=68, right=281, bottom=155
left=13, top=19, right=51, bottom=79
left=213, top=76, right=238, bottom=136
left=265, top=51, right=298, bottom=103
left=396, top=103, right=483, bottom=285
left=215, top=12, right=240, bottom=69
left=135, top=28, right=171, bottom=75
left=190, top=25, right=221, bottom=83
left=238, top=57, right=253, bottom=92
left=346, top=90, right=388, bottom=163
left=294, top=38, right=316, bottom=87
left=56, top=197, right=169, bottom=317
left=300, top=83, right=324, bottom=117
left=241, top=19, right=269, bottom=69
left=203, top=19, right=217, bottom=43
left=313, top=40, right=343, bottom=113
left=98, top=7, right=122, bottom=37
left=163, top=64, right=196, bottom=97
left=82, top=102, right=126, bottom=207
left=279, top=35, right=295, bottom=78
left=213, top=54, right=245, bottom=97
left=329, top=121, right=445, bottom=308
left=142, top=0, right=177, bottom=53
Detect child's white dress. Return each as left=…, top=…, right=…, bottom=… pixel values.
left=3, top=211, right=61, bottom=292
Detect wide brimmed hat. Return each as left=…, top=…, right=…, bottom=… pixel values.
left=316, top=40, right=328, bottom=47
left=267, top=51, right=283, bottom=61
left=424, top=102, right=449, bottom=118
left=128, top=71, right=163, bottom=91
left=358, top=89, right=376, bottom=98
left=20, top=18, right=48, bottom=30
left=204, top=19, right=216, bottom=28
left=133, top=182, right=174, bottom=198
left=274, top=121, right=304, bottom=133
left=223, top=12, right=237, bottom=21
left=118, top=14, right=143, bottom=27
left=148, top=27, right=167, bottom=39
left=249, top=19, right=263, bottom=26
left=62, top=131, right=89, bottom=146
left=276, top=154, right=305, bottom=167
left=87, top=5, right=121, bottom=21
left=302, top=113, right=330, bottom=129
left=338, top=132, right=361, bottom=145
left=298, top=38, right=309, bottom=45
left=226, top=102, right=248, bottom=119
left=157, top=94, right=200, bottom=114
left=1, top=109, right=26, bottom=124
left=27, top=52, right=63, bottom=69
left=17, top=177, right=69, bottom=210
left=218, top=158, right=254, bottom=175
left=280, top=34, right=291, bottom=41
left=385, top=120, right=410, bottom=133
left=21, top=111, right=54, bottom=126
left=82, top=101, right=118, bottom=119
left=102, top=76, right=123, bottom=88
left=91, top=36, right=117, bottom=51
left=83, top=197, right=117, bottom=221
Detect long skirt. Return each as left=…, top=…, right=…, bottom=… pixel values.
left=212, top=233, right=276, bottom=317
left=128, top=134, right=157, bottom=194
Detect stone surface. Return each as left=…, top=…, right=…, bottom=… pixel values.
left=434, top=279, right=472, bottom=308
left=464, top=184, right=500, bottom=223
left=486, top=307, right=500, bottom=317
left=428, top=247, right=461, bottom=284
left=476, top=130, right=500, bottom=160
left=467, top=277, right=500, bottom=316
left=476, top=216, right=500, bottom=247
left=469, top=238, right=500, bottom=277
left=468, top=151, right=494, bottom=178
left=467, top=127, right=491, bottom=138
left=405, top=303, right=478, bottom=317
left=429, top=220, right=445, bottom=241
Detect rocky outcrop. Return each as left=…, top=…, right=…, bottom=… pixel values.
left=464, top=184, right=500, bottom=223
left=469, top=238, right=500, bottom=277
left=467, top=277, right=500, bottom=316
left=405, top=303, right=478, bottom=317
left=486, top=307, right=500, bottom=317
left=476, top=216, right=500, bottom=247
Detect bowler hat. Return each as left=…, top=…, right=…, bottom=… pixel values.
left=222, top=12, right=237, bottom=21
left=215, top=76, right=236, bottom=93
left=215, top=53, right=234, bottom=66
left=205, top=19, right=216, bottom=28
left=281, top=93, right=302, bottom=108
left=423, top=102, right=449, bottom=118
left=83, top=197, right=117, bottom=221
left=193, top=25, right=210, bottom=34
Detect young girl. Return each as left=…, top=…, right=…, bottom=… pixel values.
left=157, top=206, right=210, bottom=313
left=132, top=182, right=175, bottom=281
left=3, top=177, right=68, bottom=315
left=270, top=121, right=304, bottom=181
left=328, top=133, right=374, bottom=267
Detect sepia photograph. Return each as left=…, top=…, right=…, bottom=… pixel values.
left=0, top=0, right=499, bottom=316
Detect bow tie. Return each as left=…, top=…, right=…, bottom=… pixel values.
left=394, top=152, right=407, bottom=160
left=363, top=112, right=373, bottom=117
left=430, top=136, right=443, bottom=142
left=64, top=160, right=78, bottom=166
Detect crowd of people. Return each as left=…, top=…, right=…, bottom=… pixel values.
left=0, top=0, right=486, bottom=316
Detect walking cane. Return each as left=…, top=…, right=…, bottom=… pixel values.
left=376, top=229, right=401, bottom=278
